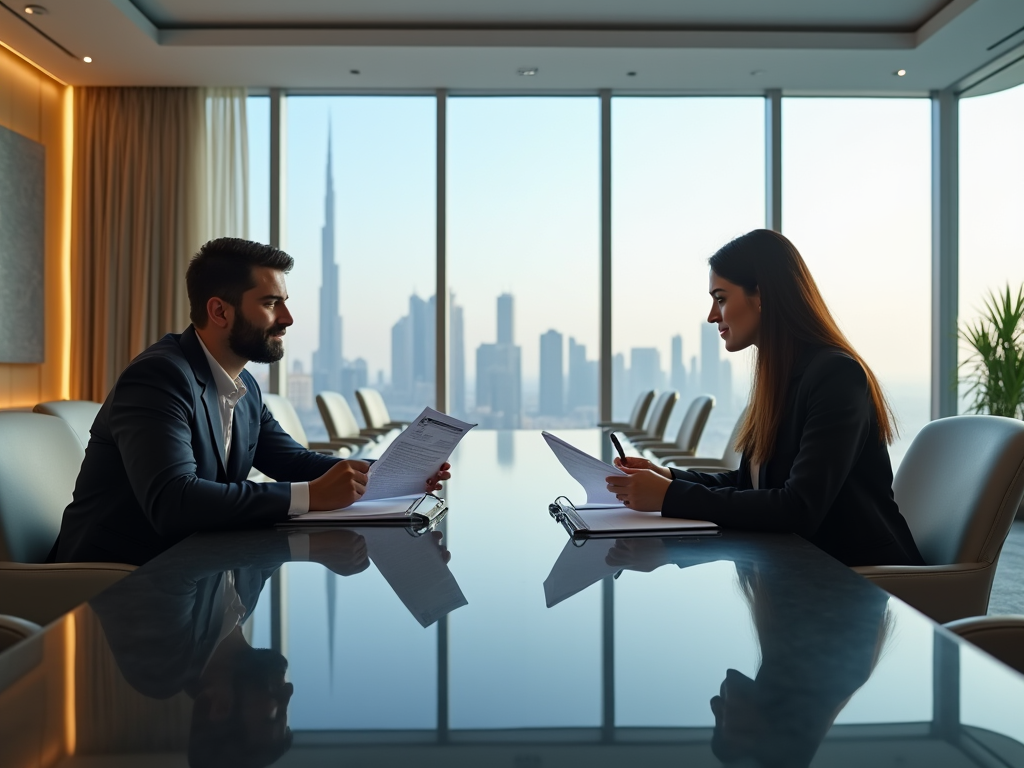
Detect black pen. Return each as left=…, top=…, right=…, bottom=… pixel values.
left=609, top=432, right=627, bottom=463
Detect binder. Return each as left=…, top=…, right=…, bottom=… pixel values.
left=548, top=496, right=718, bottom=542
left=280, top=493, right=447, bottom=533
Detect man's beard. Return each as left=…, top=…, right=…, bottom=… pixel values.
left=228, top=312, right=286, bottom=364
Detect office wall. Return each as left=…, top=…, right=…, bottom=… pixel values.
left=0, top=44, right=70, bottom=407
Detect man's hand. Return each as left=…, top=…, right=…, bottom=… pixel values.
left=606, top=463, right=672, bottom=512
left=425, top=462, right=451, bottom=493
left=308, top=460, right=370, bottom=511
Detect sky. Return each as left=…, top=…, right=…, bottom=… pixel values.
left=247, top=85, right=1024, bottom=456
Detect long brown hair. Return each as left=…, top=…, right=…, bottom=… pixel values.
left=709, top=230, right=895, bottom=464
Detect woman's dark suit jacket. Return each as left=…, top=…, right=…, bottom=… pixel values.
left=663, top=346, right=924, bottom=567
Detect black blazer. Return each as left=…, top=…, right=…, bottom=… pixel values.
left=663, top=346, right=924, bottom=567
left=52, top=326, right=340, bottom=566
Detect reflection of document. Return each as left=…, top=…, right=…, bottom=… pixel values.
left=542, top=431, right=625, bottom=507
left=360, top=528, right=468, bottom=627
left=363, top=408, right=477, bottom=501
left=543, top=538, right=621, bottom=608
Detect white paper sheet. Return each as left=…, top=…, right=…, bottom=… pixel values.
left=541, top=431, right=626, bottom=507
left=287, top=495, right=423, bottom=522
left=362, top=407, right=476, bottom=501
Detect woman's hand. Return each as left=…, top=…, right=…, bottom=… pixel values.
left=613, top=456, right=673, bottom=480
left=606, top=463, right=672, bottom=512
left=425, top=462, right=451, bottom=493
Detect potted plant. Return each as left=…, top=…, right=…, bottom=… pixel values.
left=960, top=284, right=1024, bottom=518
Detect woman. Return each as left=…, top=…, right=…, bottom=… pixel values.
left=607, top=229, right=924, bottom=567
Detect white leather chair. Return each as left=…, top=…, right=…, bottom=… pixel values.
left=599, top=390, right=655, bottom=433
left=854, top=415, right=1024, bottom=624
left=945, top=616, right=1024, bottom=675
left=620, top=390, right=679, bottom=441
left=32, top=399, right=101, bottom=448
left=0, top=615, right=41, bottom=654
left=0, top=413, right=136, bottom=627
left=315, top=392, right=380, bottom=449
left=634, top=396, right=715, bottom=459
left=356, top=388, right=409, bottom=431
left=262, top=393, right=349, bottom=456
left=662, top=406, right=748, bottom=472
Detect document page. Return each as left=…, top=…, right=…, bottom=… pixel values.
left=287, top=496, right=423, bottom=523
left=363, top=408, right=477, bottom=501
left=541, top=431, right=625, bottom=507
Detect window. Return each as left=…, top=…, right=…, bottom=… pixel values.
left=612, top=97, right=764, bottom=455
left=447, top=97, right=601, bottom=429
left=283, top=96, right=436, bottom=438
left=782, top=98, right=931, bottom=467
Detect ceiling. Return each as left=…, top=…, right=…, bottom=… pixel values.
left=2, top=0, right=1023, bottom=94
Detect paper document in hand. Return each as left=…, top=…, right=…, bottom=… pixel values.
left=363, top=407, right=476, bottom=501
left=541, top=431, right=625, bottom=507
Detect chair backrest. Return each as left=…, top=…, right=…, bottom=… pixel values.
left=32, top=400, right=101, bottom=448
left=0, top=615, right=41, bottom=653
left=0, top=413, right=86, bottom=563
left=262, top=394, right=310, bottom=448
left=893, top=415, right=1024, bottom=566
left=629, top=390, right=656, bottom=430
left=720, top=406, right=749, bottom=468
left=356, top=388, right=390, bottom=430
left=316, top=392, right=363, bottom=440
left=673, top=396, right=715, bottom=454
left=644, top=391, right=679, bottom=440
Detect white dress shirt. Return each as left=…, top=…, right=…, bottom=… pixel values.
left=196, top=335, right=309, bottom=516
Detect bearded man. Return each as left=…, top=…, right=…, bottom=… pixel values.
left=51, top=238, right=447, bottom=566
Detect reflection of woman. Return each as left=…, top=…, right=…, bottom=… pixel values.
left=607, top=230, right=923, bottom=567
left=711, top=563, right=892, bottom=768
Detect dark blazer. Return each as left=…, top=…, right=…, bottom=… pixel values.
left=52, top=326, right=340, bottom=566
left=663, top=346, right=924, bottom=567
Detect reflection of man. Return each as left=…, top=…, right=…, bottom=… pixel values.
left=52, top=238, right=449, bottom=566
left=89, top=530, right=376, bottom=768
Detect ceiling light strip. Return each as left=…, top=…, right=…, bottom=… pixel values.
left=987, top=23, right=1024, bottom=52
left=0, top=0, right=76, bottom=58
left=0, top=38, right=68, bottom=85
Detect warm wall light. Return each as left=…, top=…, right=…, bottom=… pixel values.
left=82, top=56, right=92, bottom=63
left=24, top=4, right=48, bottom=15
left=896, top=69, right=907, bottom=76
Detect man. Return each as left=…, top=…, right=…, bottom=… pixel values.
left=52, top=238, right=448, bottom=566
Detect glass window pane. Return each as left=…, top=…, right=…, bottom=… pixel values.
left=612, top=97, right=764, bottom=455
left=244, top=95, right=272, bottom=394
left=447, top=97, right=600, bottom=429
left=958, top=83, right=1024, bottom=414
left=783, top=98, right=931, bottom=468
left=284, top=96, right=436, bottom=439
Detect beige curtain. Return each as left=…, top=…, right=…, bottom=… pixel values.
left=71, top=87, right=249, bottom=401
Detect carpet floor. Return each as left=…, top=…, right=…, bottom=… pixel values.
left=989, top=520, right=1024, bottom=615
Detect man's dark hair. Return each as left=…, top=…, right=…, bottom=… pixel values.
left=186, top=238, right=294, bottom=328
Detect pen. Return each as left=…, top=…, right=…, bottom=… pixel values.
left=609, top=432, right=627, bottom=463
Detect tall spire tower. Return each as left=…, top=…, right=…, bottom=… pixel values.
left=313, top=120, right=343, bottom=395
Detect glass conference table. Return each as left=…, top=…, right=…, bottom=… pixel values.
left=2, top=429, right=1024, bottom=768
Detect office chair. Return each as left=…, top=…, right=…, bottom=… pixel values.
left=661, top=406, right=747, bottom=472
left=632, top=396, right=715, bottom=459
left=0, top=413, right=136, bottom=627
left=0, top=615, right=41, bottom=654
left=598, top=390, right=656, bottom=433
left=32, top=399, right=101, bottom=448
left=356, top=388, right=410, bottom=431
left=262, top=393, right=351, bottom=457
left=945, top=616, right=1024, bottom=675
left=620, top=391, right=679, bottom=443
left=315, top=392, right=382, bottom=449
left=854, top=415, right=1024, bottom=624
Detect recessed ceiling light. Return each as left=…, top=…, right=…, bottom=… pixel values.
left=627, top=71, right=637, bottom=77
left=83, top=56, right=92, bottom=63
left=517, top=67, right=538, bottom=77
left=895, top=69, right=907, bottom=76
left=750, top=69, right=765, bottom=77
left=24, top=4, right=48, bottom=14
left=350, top=69, right=360, bottom=75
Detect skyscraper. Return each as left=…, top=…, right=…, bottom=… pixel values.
left=700, top=323, right=720, bottom=398
left=390, top=293, right=435, bottom=406
left=497, top=293, right=514, bottom=345
left=450, top=293, right=465, bottom=417
left=720, top=358, right=733, bottom=411
left=567, top=337, right=596, bottom=411
left=539, top=330, right=564, bottom=416
left=630, top=347, right=662, bottom=401
left=671, top=334, right=687, bottom=393
left=312, top=126, right=343, bottom=396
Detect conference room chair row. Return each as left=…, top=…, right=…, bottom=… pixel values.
left=1, top=395, right=1024, bottom=675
